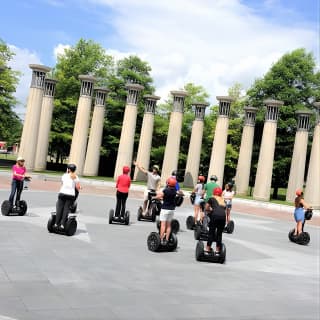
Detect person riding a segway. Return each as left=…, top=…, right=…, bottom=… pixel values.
left=1, top=156, right=31, bottom=216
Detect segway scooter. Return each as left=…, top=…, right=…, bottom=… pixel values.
left=137, top=190, right=161, bottom=222
left=147, top=231, right=178, bottom=252
left=109, top=209, right=130, bottom=225
left=47, top=192, right=79, bottom=236
left=186, top=193, right=196, bottom=230
left=1, top=177, right=30, bottom=216
left=195, top=241, right=226, bottom=264
left=224, top=220, right=235, bottom=234
left=288, top=209, right=313, bottom=245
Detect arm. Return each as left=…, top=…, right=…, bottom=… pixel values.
left=133, top=161, right=148, bottom=174
left=300, top=199, right=311, bottom=210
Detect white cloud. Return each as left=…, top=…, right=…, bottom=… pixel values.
left=8, top=45, right=43, bottom=119
left=53, top=43, right=71, bottom=60
left=89, top=0, right=318, bottom=104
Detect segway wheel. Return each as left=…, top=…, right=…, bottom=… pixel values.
left=137, top=207, right=143, bottom=221
left=219, top=243, right=226, bottom=264
left=194, top=225, right=202, bottom=240
left=147, top=232, right=161, bottom=252
left=186, top=215, right=195, bottom=230
left=69, top=201, right=77, bottom=214
left=167, top=233, right=178, bottom=252
left=65, top=218, right=77, bottom=236
left=150, top=203, right=157, bottom=222
left=225, top=220, right=234, bottom=234
left=109, top=209, right=114, bottom=224
left=1, top=200, right=12, bottom=216
left=18, top=200, right=27, bottom=216
left=297, top=232, right=310, bottom=245
left=288, top=229, right=296, bottom=242
left=124, top=211, right=130, bottom=225
left=195, top=241, right=204, bottom=261
left=47, top=215, right=56, bottom=233
left=171, top=219, right=180, bottom=234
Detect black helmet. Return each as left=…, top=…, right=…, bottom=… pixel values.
left=227, top=181, right=234, bottom=188
left=67, top=163, right=77, bottom=172
left=171, top=170, right=177, bottom=176
left=210, top=175, right=218, bottom=181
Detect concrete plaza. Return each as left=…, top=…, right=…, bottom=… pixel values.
left=0, top=173, right=319, bottom=320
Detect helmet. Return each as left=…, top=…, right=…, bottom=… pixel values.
left=213, top=187, right=223, bottom=196
left=67, top=164, right=77, bottom=172
left=17, top=156, right=25, bottom=162
left=167, top=177, right=177, bottom=187
left=210, top=175, right=218, bottom=181
left=153, top=165, right=160, bottom=172
left=227, top=182, right=234, bottom=188
left=171, top=170, right=177, bottom=176
left=123, top=166, right=130, bottom=174
left=296, top=189, right=303, bottom=197
left=198, top=175, right=205, bottom=183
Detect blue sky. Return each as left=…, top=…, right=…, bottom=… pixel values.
left=0, top=0, right=319, bottom=116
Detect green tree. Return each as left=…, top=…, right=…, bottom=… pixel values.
left=246, top=48, right=320, bottom=198
left=50, top=38, right=114, bottom=163
left=0, top=39, right=22, bottom=147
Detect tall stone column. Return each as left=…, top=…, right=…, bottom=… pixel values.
left=184, top=102, right=209, bottom=187
left=69, top=75, right=96, bottom=175
left=114, top=83, right=144, bottom=179
left=286, top=110, right=312, bottom=202
left=83, top=88, right=109, bottom=176
left=235, top=106, right=258, bottom=195
left=304, top=102, right=320, bottom=209
left=208, top=96, right=233, bottom=184
left=253, top=99, right=283, bottom=201
left=19, top=64, right=51, bottom=170
left=161, top=91, right=188, bottom=185
left=134, top=94, right=160, bottom=181
left=34, top=79, right=57, bottom=171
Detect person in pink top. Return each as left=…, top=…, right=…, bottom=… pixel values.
left=115, top=166, right=131, bottom=218
left=9, top=156, right=30, bottom=206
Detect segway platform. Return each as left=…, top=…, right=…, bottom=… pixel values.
left=1, top=200, right=27, bottom=216
left=288, top=209, right=312, bottom=246
left=195, top=241, right=226, bottom=264
left=109, top=209, right=130, bottom=225
left=147, top=231, right=178, bottom=252
left=47, top=212, right=78, bottom=236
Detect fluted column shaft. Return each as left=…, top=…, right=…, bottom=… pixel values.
left=184, top=102, right=208, bottom=187
left=304, top=103, right=320, bottom=209
left=161, top=91, right=188, bottom=185
left=235, top=107, right=257, bottom=195
left=253, top=99, right=283, bottom=201
left=286, top=111, right=312, bottom=202
left=69, top=75, right=96, bottom=175
left=19, top=64, right=51, bottom=170
left=34, top=79, right=57, bottom=171
left=83, top=88, right=109, bottom=176
left=134, top=95, right=160, bottom=181
left=114, top=83, right=144, bottom=179
left=208, top=96, right=233, bottom=184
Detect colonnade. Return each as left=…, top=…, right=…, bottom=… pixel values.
left=20, top=65, right=320, bottom=209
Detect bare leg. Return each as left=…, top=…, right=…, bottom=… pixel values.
left=297, top=221, right=303, bottom=234
left=165, top=222, right=171, bottom=241
left=160, top=220, right=166, bottom=240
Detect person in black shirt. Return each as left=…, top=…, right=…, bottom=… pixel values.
left=154, top=177, right=179, bottom=245
left=205, top=187, right=226, bottom=254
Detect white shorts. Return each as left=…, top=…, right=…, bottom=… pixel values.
left=144, top=189, right=155, bottom=201
left=160, top=209, right=174, bottom=222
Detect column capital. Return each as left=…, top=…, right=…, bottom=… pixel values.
left=216, top=96, right=234, bottom=117
left=94, top=87, right=109, bottom=106
left=143, top=95, right=160, bottom=114
left=295, top=110, right=312, bottom=131
left=126, top=83, right=144, bottom=105
left=192, top=101, right=209, bottom=120
left=79, top=75, right=96, bottom=97
left=244, top=106, right=258, bottom=126
left=29, top=64, right=51, bottom=89
left=43, top=78, right=57, bottom=97
left=171, top=90, right=188, bottom=113
left=263, top=99, right=283, bottom=122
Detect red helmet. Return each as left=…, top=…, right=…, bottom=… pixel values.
left=123, top=166, right=130, bottom=174
left=198, top=175, right=205, bottom=183
left=213, top=187, right=222, bottom=196
left=167, top=177, right=177, bottom=187
left=295, top=189, right=303, bottom=196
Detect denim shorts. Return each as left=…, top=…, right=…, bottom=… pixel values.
left=294, top=207, right=305, bottom=223
left=194, top=196, right=204, bottom=206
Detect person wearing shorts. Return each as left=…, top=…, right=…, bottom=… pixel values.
left=192, top=176, right=205, bottom=225
left=154, top=177, right=178, bottom=245
left=293, top=189, right=311, bottom=236
left=222, top=182, right=235, bottom=224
